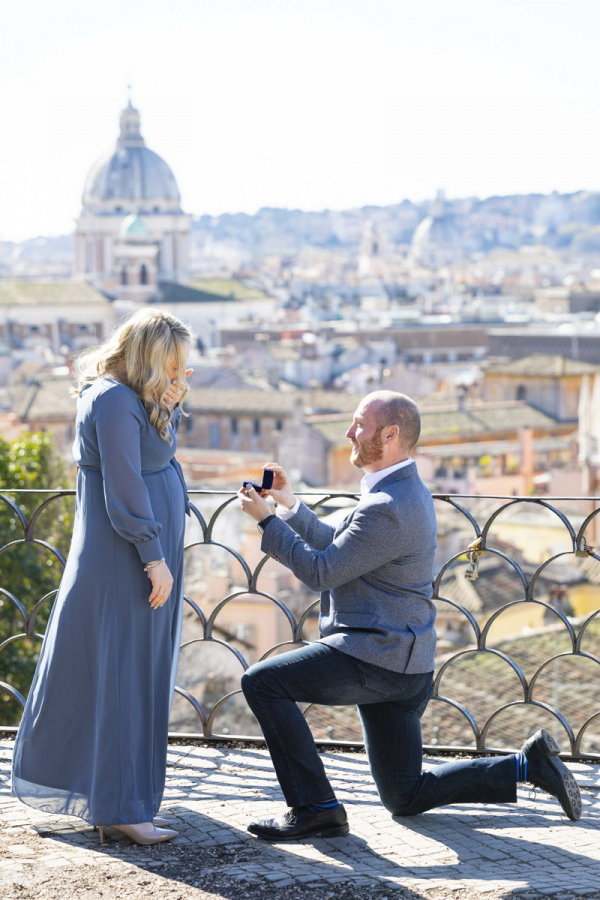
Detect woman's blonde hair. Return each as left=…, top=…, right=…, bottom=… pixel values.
left=73, top=308, right=193, bottom=441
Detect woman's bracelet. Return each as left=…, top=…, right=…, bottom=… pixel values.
left=143, top=557, right=165, bottom=573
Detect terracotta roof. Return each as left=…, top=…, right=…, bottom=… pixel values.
left=11, top=377, right=76, bottom=421
left=5, top=373, right=361, bottom=422
left=0, top=282, right=111, bottom=307
left=579, top=556, right=600, bottom=585
left=439, top=552, right=583, bottom=615
left=308, top=400, right=558, bottom=446
left=485, top=355, right=600, bottom=377
left=304, top=393, right=361, bottom=414
left=190, top=367, right=269, bottom=392
left=185, top=388, right=296, bottom=416
left=185, top=387, right=361, bottom=417
left=430, top=623, right=600, bottom=752
left=465, top=403, right=556, bottom=431
left=418, top=435, right=571, bottom=459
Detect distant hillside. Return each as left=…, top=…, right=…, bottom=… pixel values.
left=191, top=190, right=600, bottom=255
left=3, top=190, right=600, bottom=275
left=0, top=234, right=73, bottom=278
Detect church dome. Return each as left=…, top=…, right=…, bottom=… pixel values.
left=82, top=102, right=181, bottom=212
left=411, top=191, right=462, bottom=267
left=411, top=215, right=461, bottom=252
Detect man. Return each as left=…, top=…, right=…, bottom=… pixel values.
left=238, top=390, right=581, bottom=841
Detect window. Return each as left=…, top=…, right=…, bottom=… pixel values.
left=210, top=423, right=220, bottom=448
left=275, top=419, right=283, bottom=431
left=231, top=417, right=238, bottom=435
left=516, top=384, right=527, bottom=401
left=140, top=263, right=148, bottom=285
left=253, top=418, right=261, bottom=436
left=185, top=415, right=194, bottom=433
left=121, top=267, right=128, bottom=285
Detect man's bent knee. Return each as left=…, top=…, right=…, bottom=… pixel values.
left=240, top=665, right=260, bottom=698
left=241, top=660, right=279, bottom=700
left=388, top=802, right=420, bottom=816
left=377, top=783, right=421, bottom=817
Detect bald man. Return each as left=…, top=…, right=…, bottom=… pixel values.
left=238, top=391, right=581, bottom=841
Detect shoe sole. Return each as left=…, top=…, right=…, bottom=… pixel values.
left=250, top=823, right=350, bottom=842
left=538, top=729, right=582, bottom=822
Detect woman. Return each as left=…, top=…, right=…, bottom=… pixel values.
left=12, top=308, right=193, bottom=846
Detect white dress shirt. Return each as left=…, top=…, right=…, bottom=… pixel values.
left=277, top=457, right=414, bottom=520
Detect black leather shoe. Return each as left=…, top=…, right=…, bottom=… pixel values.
left=248, top=804, right=349, bottom=841
left=522, top=729, right=582, bottom=821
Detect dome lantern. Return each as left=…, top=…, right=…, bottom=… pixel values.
left=118, top=101, right=145, bottom=147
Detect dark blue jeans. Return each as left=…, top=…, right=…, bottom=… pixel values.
left=241, top=642, right=517, bottom=813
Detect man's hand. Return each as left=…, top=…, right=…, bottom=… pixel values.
left=162, top=369, right=194, bottom=408
left=238, top=484, right=273, bottom=522
left=261, top=462, right=296, bottom=510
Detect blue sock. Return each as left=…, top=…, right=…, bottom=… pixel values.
left=307, top=797, right=340, bottom=812
left=514, top=752, right=529, bottom=782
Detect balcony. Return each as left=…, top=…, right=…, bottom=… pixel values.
left=2, top=487, right=600, bottom=898
left=2, top=488, right=600, bottom=758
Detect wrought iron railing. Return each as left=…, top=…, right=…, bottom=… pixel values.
left=2, top=488, right=600, bottom=759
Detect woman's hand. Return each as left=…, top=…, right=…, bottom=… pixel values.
left=147, top=561, right=174, bottom=609
left=237, top=484, right=273, bottom=522
left=162, top=369, right=194, bottom=408
left=260, top=462, right=296, bottom=511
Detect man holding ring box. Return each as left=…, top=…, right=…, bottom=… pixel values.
left=238, top=390, right=581, bottom=841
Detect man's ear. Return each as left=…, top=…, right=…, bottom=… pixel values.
left=385, top=425, right=400, bottom=442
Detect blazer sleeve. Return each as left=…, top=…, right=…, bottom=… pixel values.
left=93, top=386, right=164, bottom=564
left=261, top=499, right=398, bottom=591
left=281, top=501, right=335, bottom=550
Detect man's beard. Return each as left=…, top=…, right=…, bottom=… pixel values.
left=349, top=428, right=384, bottom=468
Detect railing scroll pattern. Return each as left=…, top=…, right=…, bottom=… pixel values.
left=1, top=489, right=600, bottom=759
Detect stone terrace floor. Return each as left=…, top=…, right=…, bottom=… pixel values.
left=1, top=738, right=600, bottom=900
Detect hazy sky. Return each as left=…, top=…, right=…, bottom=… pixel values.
left=2, top=0, right=600, bottom=241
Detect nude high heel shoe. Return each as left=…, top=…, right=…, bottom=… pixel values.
left=153, top=816, right=173, bottom=828
left=96, top=817, right=173, bottom=833
left=97, top=822, right=178, bottom=845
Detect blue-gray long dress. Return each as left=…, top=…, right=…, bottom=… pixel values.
left=11, top=377, right=188, bottom=825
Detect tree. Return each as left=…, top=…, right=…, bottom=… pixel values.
left=0, top=432, right=75, bottom=725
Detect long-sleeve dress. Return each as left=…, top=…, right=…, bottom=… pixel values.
left=11, top=377, right=188, bottom=826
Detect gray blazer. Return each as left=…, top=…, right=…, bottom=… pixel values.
left=261, top=462, right=437, bottom=674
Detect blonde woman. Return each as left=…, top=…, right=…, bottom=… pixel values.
left=12, top=308, right=193, bottom=846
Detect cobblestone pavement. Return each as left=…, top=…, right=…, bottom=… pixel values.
left=1, top=738, right=600, bottom=899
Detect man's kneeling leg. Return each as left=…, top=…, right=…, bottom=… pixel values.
left=241, top=644, right=356, bottom=839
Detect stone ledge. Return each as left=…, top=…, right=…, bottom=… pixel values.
left=1, top=740, right=599, bottom=900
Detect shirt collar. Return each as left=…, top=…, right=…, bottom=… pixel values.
left=360, top=458, right=414, bottom=495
